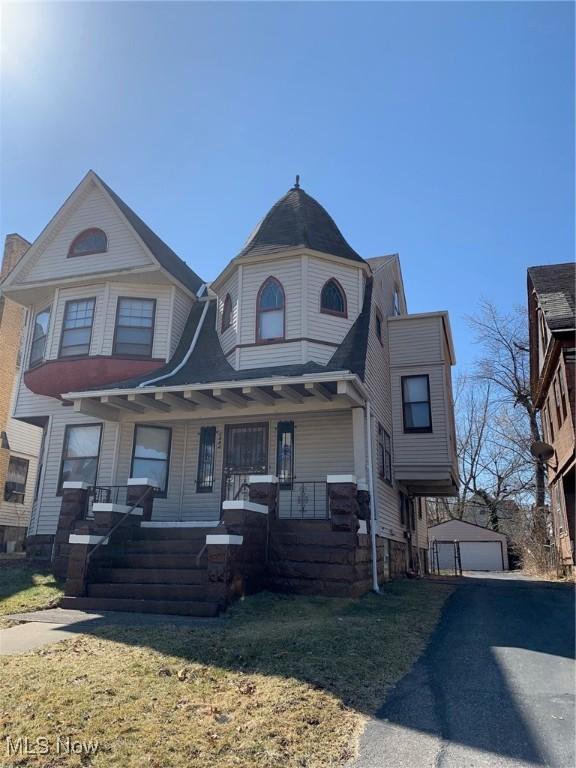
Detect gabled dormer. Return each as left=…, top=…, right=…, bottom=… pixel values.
left=211, top=181, right=370, bottom=370
left=1, top=171, right=205, bottom=399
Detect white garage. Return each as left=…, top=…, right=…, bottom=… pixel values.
left=428, top=519, right=509, bottom=571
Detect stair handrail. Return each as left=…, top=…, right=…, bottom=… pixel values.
left=86, top=486, right=155, bottom=563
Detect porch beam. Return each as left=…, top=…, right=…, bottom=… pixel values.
left=304, top=382, right=333, bottom=401
left=183, top=390, right=223, bottom=409
left=128, top=393, right=171, bottom=412
left=336, top=381, right=364, bottom=407
left=101, top=395, right=145, bottom=413
left=273, top=384, right=303, bottom=403
left=73, top=398, right=121, bottom=422
left=213, top=388, right=248, bottom=408
left=242, top=386, right=276, bottom=406
left=156, top=392, right=197, bottom=410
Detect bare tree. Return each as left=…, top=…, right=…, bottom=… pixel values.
left=454, top=377, right=534, bottom=531
left=467, top=299, right=546, bottom=509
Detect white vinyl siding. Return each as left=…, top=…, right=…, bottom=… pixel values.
left=363, top=258, right=407, bottom=543
left=27, top=411, right=119, bottom=536
left=388, top=315, right=454, bottom=471
left=217, top=270, right=239, bottom=356
left=14, top=181, right=154, bottom=285
left=307, top=256, right=360, bottom=342
left=236, top=258, right=302, bottom=370
left=24, top=410, right=355, bottom=528
left=170, top=289, right=194, bottom=357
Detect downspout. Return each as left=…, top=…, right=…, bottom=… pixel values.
left=366, top=401, right=380, bottom=593
left=138, top=291, right=210, bottom=388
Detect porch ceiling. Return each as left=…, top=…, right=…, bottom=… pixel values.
left=64, top=375, right=366, bottom=422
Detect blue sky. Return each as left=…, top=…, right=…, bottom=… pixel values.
left=1, top=1, right=573, bottom=372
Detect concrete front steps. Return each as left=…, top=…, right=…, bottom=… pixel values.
left=60, top=523, right=222, bottom=617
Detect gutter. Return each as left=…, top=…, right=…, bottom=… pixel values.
left=138, top=291, right=210, bottom=388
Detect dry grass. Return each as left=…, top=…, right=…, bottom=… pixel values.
left=0, top=562, right=63, bottom=629
left=1, top=582, right=453, bottom=768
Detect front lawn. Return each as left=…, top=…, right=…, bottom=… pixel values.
left=1, top=581, right=452, bottom=768
left=0, top=561, right=63, bottom=629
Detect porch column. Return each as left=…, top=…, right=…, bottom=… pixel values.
left=126, top=478, right=158, bottom=520
left=248, top=475, right=279, bottom=518
left=352, top=407, right=371, bottom=525
left=352, top=407, right=368, bottom=488
left=327, top=474, right=360, bottom=533
left=53, top=481, right=91, bottom=578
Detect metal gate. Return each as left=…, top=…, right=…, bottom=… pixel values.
left=222, top=423, right=268, bottom=501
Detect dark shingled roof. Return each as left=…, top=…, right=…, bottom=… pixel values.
left=106, top=278, right=374, bottom=390
left=238, top=185, right=365, bottom=264
left=528, top=262, right=575, bottom=331
left=96, top=173, right=205, bottom=295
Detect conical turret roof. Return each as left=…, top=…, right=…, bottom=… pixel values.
left=239, top=184, right=364, bottom=263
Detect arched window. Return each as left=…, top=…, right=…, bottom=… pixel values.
left=320, top=278, right=347, bottom=317
left=256, top=277, right=285, bottom=342
left=221, top=294, right=232, bottom=333
left=68, top=228, right=107, bottom=258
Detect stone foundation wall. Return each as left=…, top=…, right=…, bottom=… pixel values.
left=25, top=533, right=54, bottom=560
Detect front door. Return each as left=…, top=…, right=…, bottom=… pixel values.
left=222, top=423, right=268, bottom=500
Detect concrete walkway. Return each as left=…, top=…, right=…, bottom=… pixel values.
left=0, top=608, right=224, bottom=656
left=351, top=574, right=575, bottom=768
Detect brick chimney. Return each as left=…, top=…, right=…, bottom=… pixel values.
left=1, top=233, right=31, bottom=279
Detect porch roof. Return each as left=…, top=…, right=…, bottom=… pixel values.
left=63, top=372, right=367, bottom=422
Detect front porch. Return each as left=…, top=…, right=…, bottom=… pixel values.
left=57, top=472, right=382, bottom=616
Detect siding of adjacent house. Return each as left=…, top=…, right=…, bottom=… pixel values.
left=0, top=382, right=42, bottom=529
left=13, top=181, right=154, bottom=285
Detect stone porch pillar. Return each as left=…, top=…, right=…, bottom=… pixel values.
left=248, top=475, right=279, bottom=518
left=126, top=477, right=158, bottom=520
left=53, top=481, right=91, bottom=578
left=327, top=475, right=360, bottom=533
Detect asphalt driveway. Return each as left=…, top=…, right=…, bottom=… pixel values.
left=353, top=574, right=575, bottom=768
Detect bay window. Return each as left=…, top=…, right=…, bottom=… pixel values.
left=59, top=298, right=96, bottom=357
left=113, top=297, right=156, bottom=357
left=29, top=306, right=51, bottom=367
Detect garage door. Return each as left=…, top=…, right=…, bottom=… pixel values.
left=459, top=541, right=504, bottom=571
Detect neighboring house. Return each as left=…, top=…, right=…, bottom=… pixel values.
left=528, top=263, right=575, bottom=572
left=0, top=171, right=458, bottom=614
left=0, top=236, right=43, bottom=552
left=429, top=519, right=509, bottom=572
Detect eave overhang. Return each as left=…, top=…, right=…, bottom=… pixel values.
left=62, top=371, right=368, bottom=422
